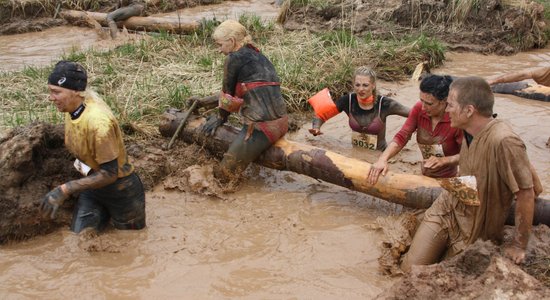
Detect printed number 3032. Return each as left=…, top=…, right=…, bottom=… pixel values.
left=352, top=138, right=376, bottom=150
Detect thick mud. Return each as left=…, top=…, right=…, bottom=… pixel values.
left=0, top=123, right=76, bottom=243
left=0, top=122, right=210, bottom=243
left=1, top=1, right=549, bottom=297
left=281, top=0, right=548, bottom=54
left=372, top=212, right=550, bottom=295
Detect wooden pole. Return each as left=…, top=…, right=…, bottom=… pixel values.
left=159, top=109, right=550, bottom=226
left=159, top=109, right=443, bottom=209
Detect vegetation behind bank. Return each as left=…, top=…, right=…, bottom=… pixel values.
left=0, top=15, right=445, bottom=131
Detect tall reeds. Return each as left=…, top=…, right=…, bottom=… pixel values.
left=0, top=16, right=445, bottom=130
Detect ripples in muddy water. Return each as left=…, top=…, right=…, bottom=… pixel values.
left=0, top=167, right=397, bottom=298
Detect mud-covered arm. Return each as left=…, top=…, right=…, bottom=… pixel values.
left=512, top=188, right=535, bottom=249
left=188, top=94, right=219, bottom=110
left=487, top=70, right=533, bottom=85
left=63, top=159, right=118, bottom=195
left=312, top=117, right=324, bottom=130
left=222, top=54, right=241, bottom=96
left=497, top=136, right=535, bottom=264
left=106, top=4, right=144, bottom=22
left=504, top=187, right=534, bottom=264
left=392, top=102, right=421, bottom=148
left=387, top=98, right=411, bottom=118
left=40, top=160, right=118, bottom=219
left=309, top=117, right=325, bottom=136
left=367, top=141, right=404, bottom=185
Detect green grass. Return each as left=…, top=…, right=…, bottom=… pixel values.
left=0, top=16, right=446, bottom=131
left=533, top=0, right=550, bottom=21
left=320, top=29, right=358, bottom=48
left=533, top=0, right=550, bottom=41
left=288, top=0, right=331, bottom=9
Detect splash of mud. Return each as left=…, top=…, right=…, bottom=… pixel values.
left=375, top=212, right=550, bottom=295
left=164, top=164, right=224, bottom=196
left=371, top=212, right=421, bottom=276
left=163, top=162, right=250, bottom=199
left=379, top=231, right=550, bottom=299
left=77, top=228, right=125, bottom=253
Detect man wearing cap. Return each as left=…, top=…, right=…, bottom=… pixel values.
left=41, top=60, right=146, bottom=233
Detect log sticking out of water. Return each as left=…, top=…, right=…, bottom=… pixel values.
left=60, top=10, right=199, bottom=34
left=491, top=82, right=550, bottom=102
left=159, top=108, right=550, bottom=226
left=159, top=109, right=441, bottom=209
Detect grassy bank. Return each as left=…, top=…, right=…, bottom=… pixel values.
left=0, top=15, right=445, bottom=131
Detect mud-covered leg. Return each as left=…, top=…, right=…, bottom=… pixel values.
left=400, top=191, right=455, bottom=272
left=400, top=221, right=448, bottom=272
left=106, top=4, right=144, bottom=38
left=214, top=125, right=272, bottom=184
left=70, top=191, right=110, bottom=234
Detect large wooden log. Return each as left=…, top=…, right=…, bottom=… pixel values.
left=159, top=110, right=441, bottom=209
left=159, top=109, right=550, bottom=226
left=60, top=10, right=200, bottom=34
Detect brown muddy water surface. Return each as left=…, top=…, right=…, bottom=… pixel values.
left=0, top=0, right=279, bottom=73
left=1, top=16, right=550, bottom=300
left=0, top=26, right=105, bottom=73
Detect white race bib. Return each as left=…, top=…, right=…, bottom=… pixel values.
left=439, top=175, right=480, bottom=206
left=418, top=143, right=444, bottom=159
left=74, top=159, right=91, bottom=176
left=351, top=132, right=378, bottom=150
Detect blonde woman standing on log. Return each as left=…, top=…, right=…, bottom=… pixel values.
left=192, top=20, right=288, bottom=183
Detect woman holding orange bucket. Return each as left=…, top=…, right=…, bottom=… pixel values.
left=309, top=66, right=410, bottom=151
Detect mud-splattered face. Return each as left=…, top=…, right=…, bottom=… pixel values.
left=445, top=89, right=469, bottom=129
left=215, top=37, right=238, bottom=55
left=353, top=75, right=375, bottom=100
left=419, top=91, right=446, bottom=118
left=48, top=84, right=81, bottom=113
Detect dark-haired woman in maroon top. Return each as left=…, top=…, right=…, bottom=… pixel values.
left=368, top=74, right=463, bottom=185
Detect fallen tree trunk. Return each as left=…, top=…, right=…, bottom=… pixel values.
left=60, top=10, right=199, bottom=34
left=159, top=109, right=549, bottom=227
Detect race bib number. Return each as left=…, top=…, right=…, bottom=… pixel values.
left=418, top=143, right=444, bottom=159
left=439, top=175, right=480, bottom=206
left=74, top=159, right=91, bottom=176
left=351, top=132, right=378, bottom=150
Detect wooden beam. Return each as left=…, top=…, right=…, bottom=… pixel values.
left=159, top=108, right=550, bottom=227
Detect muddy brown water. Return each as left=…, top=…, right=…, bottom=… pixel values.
left=0, top=0, right=279, bottom=73
left=1, top=11, right=549, bottom=299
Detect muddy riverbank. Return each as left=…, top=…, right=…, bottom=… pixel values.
left=1, top=47, right=549, bottom=297
left=1, top=0, right=550, bottom=298
left=280, top=0, right=549, bottom=54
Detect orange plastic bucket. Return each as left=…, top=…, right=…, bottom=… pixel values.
left=307, top=88, right=339, bottom=121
